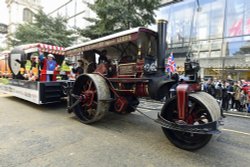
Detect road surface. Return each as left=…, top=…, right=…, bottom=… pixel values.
left=0, top=94, right=250, bottom=167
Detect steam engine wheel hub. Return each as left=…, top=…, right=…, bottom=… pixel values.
left=81, top=90, right=95, bottom=107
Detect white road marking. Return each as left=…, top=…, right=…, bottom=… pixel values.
left=222, top=128, right=250, bottom=136
left=0, top=93, right=11, bottom=97
left=1, top=93, right=249, bottom=137
left=136, top=107, right=250, bottom=136
left=224, top=113, right=250, bottom=119
left=137, top=107, right=153, bottom=113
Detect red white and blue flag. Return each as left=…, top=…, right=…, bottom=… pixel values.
left=165, top=52, right=176, bottom=73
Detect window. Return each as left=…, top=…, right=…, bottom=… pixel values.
left=227, top=41, right=243, bottom=56
left=168, top=0, right=195, bottom=44
left=210, top=51, right=221, bottom=57
left=191, top=42, right=200, bottom=52
left=192, top=0, right=225, bottom=40
left=210, top=0, right=225, bottom=38
left=244, top=1, right=250, bottom=35
left=199, top=41, right=210, bottom=51
left=225, top=0, right=250, bottom=36
left=210, top=40, right=222, bottom=51
left=192, top=52, right=199, bottom=59
left=155, top=5, right=170, bottom=21
left=225, top=0, right=244, bottom=37
left=23, top=8, right=34, bottom=22
left=224, top=39, right=250, bottom=57
left=199, top=51, right=209, bottom=58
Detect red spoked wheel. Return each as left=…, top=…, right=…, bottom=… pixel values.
left=160, top=92, right=220, bottom=150
left=72, top=74, right=110, bottom=124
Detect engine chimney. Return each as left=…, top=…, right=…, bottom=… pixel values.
left=157, top=19, right=168, bottom=71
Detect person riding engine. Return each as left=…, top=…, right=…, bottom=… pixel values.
left=58, top=57, right=72, bottom=80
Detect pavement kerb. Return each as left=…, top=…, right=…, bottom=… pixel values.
left=224, top=111, right=250, bottom=119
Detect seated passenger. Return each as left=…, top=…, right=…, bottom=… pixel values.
left=59, top=57, right=72, bottom=80
left=24, top=54, right=39, bottom=81
left=39, top=51, right=45, bottom=70
left=98, top=50, right=109, bottom=64
left=72, top=59, right=84, bottom=78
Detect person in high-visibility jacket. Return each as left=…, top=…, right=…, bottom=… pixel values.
left=25, top=59, right=32, bottom=74
left=58, top=57, right=71, bottom=80
left=23, top=54, right=36, bottom=79
left=25, top=54, right=39, bottom=81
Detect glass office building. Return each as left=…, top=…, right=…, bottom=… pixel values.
left=155, top=0, right=250, bottom=80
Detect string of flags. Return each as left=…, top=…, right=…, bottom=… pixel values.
left=165, top=52, right=176, bottom=73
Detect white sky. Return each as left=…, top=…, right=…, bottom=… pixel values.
left=41, top=0, right=71, bottom=14
left=0, top=0, right=8, bottom=24
left=0, top=0, right=75, bottom=25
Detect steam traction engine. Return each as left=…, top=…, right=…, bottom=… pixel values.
left=65, top=20, right=221, bottom=150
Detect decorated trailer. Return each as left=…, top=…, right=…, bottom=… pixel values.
left=0, top=50, right=11, bottom=78
left=65, top=20, right=222, bottom=150
left=0, top=43, right=72, bottom=104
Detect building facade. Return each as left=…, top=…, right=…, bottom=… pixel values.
left=6, top=0, right=42, bottom=36
left=157, top=0, right=250, bottom=80
left=46, top=0, right=96, bottom=45
left=47, top=0, right=95, bottom=29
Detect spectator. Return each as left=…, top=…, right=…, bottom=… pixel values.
left=222, top=81, right=230, bottom=112
left=227, top=82, right=235, bottom=111
left=204, top=78, right=216, bottom=97
left=216, top=83, right=226, bottom=118
left=233, top=81, right=241, bottom=111
left=248, top=89, right=250, bottom=113
left=215, top=83, right=223, bottom=100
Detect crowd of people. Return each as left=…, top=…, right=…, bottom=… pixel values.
left=203, top=78, right=250, bottom=115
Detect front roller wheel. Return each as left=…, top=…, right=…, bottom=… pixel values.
left=161, top=92, right=220, bottom=150
left=72, top=74, right=111, bottom=124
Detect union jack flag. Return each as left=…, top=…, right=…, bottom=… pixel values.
left=165, top=52, right=176, bottom=73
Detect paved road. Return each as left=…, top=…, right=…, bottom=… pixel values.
left=0, top=94, right=250, bottom=167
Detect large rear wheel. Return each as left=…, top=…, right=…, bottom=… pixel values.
left=72, top=74, right=110, bottom=124
left=160, top=92, right=220, bottom=150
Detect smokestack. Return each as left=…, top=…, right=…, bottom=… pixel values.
left=157, top=19, right=168, bottom=71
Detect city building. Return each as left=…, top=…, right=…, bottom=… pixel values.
left=6, top=0, right=42, bottom=36
left=1, top=0, right=95, bottom=47
left=46, top=0, right=95, bottom=29
left=41, top=0, right=96, bottom=45
left=0, top=0, right=42, bottom=49
left=156, top=0, right=250, bottom=80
